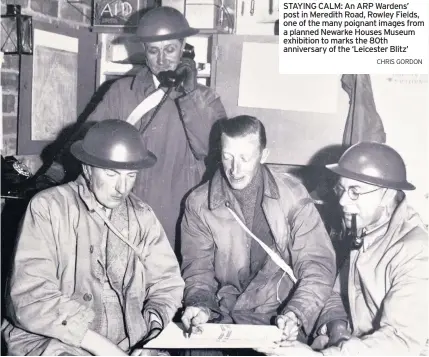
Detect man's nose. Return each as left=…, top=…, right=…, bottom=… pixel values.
left=230, top=160, right=240, bottom=176
left=339, top=196, right=359, bottom=215
left=116, top=177, right=127, bottom=195
left=338, top=190, right=352, bottom=207
left=157, top=51, right=166, bottom=65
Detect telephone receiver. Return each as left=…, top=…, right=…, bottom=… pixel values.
left=156, top=43, right=195, bottom=88
left=1, top=155, right=32, bottom=197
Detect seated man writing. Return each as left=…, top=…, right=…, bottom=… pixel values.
left=2, top=120, right=184, bottom=356
left=180, top=115, right=337, bottom=351
left=256, top=142, right=429, bottom=356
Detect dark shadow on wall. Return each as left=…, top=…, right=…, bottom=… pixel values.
left=107, top=5, right=155, bottom=68
left=288, top=144, right=349, bottom=265
left=202, top=118, right=224, bottom=184
left=33, top=78, right=119, bottom=184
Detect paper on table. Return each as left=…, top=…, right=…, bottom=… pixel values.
left=143, top=322, right=283, bottom=349
left=238, top=42, right=340, bottom=114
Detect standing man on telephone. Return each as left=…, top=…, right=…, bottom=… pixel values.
left=87, top=6, right=227, bottom=254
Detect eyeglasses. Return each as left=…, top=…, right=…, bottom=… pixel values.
left=333, top=185, right=381, bottom=201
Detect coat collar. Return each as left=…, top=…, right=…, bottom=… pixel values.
left=129, top=66, right=157, bottom=96
left=209, top=165, right=280, bottom=210
left=70, top=175, right=124, bottom=216
left=70, top=174, right=99, bottom=212
left=361, top=194, right=417, bottom=252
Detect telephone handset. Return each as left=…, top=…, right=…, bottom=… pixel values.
left=140, top=44, right=195, bottom=135
left=156, top=43, right=195, bottom=88
left=1, top=155, right=32, bottom=197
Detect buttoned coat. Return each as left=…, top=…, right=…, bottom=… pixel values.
left=2, top=175, right=184, bottom=355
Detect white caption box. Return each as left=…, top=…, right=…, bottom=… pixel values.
left=279, top=0, right=429, bottom=74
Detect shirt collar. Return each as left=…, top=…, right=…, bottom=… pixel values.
left=129, top=66, right=157, bottom=95
left=153, top=74, right=160, bottom=88
left=70, top=175, right=113, bottom=217
left=361, top=219, right=390, bottom=252
left=209, top=165, right=280, bottom=210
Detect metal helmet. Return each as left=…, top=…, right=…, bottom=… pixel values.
left=70, top=119, right=157, bottom=170
left=326, top=141, right=415, bottom=190
left=136, top=6, right=199, bottom=42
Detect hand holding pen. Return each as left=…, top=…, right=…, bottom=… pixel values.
left=181, top=306, right=210, bottom=338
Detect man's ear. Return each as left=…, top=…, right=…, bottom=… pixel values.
left=382, top=188, right=398, bottom=207
left=180, top=38, right=187, bottom=54
left=82, top=164, right=91, bottom=181
left=260, top=148, right=270, bottom=164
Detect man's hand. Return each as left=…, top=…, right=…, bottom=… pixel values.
left=275, top=311, right=301, bottom=346
left=181, top=306, right=210, bottom=334
left=327, top=320, right=351, bottom=347
left=175, top=57, right=197, bottom=94
left=255, top=340, right=322, bottom=356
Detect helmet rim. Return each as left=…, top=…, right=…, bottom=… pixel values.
left=71, top=140, right=157, bottom=170
left=135, top=6, right=199, bottom=43
left=70, top=119, right=157, bottom=170
left=326, top=163, right=415, bottom=191
left=137, top=28, right=199, bottom=43
left=326, top=142, right=415, bottom=191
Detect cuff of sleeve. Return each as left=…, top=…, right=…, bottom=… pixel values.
left=184, top=291, right=221, bottom=316
left=318, top=316, right=349, bottom=335
left=65, top=307, right=95, bottom=348
left=143, top=302, right=170, bottom=328
left=319, top=324, right=328, bottom=335
left=177, top=87, right=197, bottom=100
left=175, top=90, right=198, bottom=118
left=144, top=309, right=163, bottom=328
left=281, top=305, right=309, bottom=335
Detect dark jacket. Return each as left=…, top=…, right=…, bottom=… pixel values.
left=181, top=165, right=337, bottom=335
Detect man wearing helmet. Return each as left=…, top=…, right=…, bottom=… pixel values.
left=255, top=142, right=428, bottom=356
left=87, top=6, right=227, bottom=254
left=2, top=120, right=185, bottom=356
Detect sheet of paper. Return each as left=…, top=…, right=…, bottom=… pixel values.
left=238, top=42, right=340, bottom=114
left=144, top=322, right=283, bottom=349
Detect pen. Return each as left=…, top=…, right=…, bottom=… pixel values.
left=183, top=325, right=192, bottom=339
